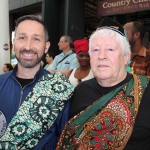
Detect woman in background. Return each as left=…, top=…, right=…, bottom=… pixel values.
left=44, top=51, right=55, bottom=71
left=69, top=39, right=93, bottom=87
left=3, top=63, right=13, bottom=73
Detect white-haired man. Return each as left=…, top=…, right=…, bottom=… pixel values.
left=56, top=17, right=150, bottom=150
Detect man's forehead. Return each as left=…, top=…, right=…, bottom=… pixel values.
left=16, top=21, right=45, bottom=35
left=60, top=37, right=64, bottom=40
left=17, top=20, right=44, bottom=29
left=91, top=37, right=119, bottom=45
left=124, top=22, right=133, bottom=28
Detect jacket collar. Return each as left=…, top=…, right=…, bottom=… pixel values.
left=11, top=64, right=46, bottom=81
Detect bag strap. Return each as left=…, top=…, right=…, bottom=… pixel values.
left=118, top=74, right=139, bottom=150
left=57, top=52, right=73, bottom=66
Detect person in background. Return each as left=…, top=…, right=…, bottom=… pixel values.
left=56, top=17, right=150, bottom=150
left=40, top=60, right=44, bottom=67
left=0, top=15, right=73, bottom=150
left=124, top=21, right=150, bottom=76
left=69, top=39, right=93, bottom=87
left=49, top=35, right=79, bottom=78
left=44, top=51, right=55, bottom=71
left=3, top=63, right=13, bottom=73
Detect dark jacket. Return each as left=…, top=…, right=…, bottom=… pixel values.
left=0, top=65, right=71, bottom=149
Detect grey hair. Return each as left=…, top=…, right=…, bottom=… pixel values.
left=62, top=35, right=74, bottom=49
left=89, top=29, right=131, bottom=56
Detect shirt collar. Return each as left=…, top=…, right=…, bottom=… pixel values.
left=62, top=50, right=73, bottom=56
left=137, top=46, right=147, bottom=57
left=11, top=64, right=45, bottom=81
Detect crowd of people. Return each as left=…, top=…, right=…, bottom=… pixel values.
left=0, top=15, right=150, bottom=150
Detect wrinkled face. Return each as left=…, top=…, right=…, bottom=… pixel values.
left=124, top=23, right=135, bottom=49
left=13, top=20, right=50, bottom=68
left=77, top=52, right=90, bottom=67
left=3, top=65, right=9, bottom=73
left=90, top=36, right=128, bottom=83
left=58, top=36, right=68, bottom=51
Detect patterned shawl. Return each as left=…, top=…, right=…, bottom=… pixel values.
left=0, top=72, right=74, bottom=149
left=56, top=75, right=149, bottom=150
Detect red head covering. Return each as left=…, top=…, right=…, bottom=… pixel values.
left=74, top=39, right=89, bottom=54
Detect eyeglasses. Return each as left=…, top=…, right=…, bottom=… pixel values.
left=78, top=53, right=90, bottom=58
left=59, top=40, right=67, bottom=43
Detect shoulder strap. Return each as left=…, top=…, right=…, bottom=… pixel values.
left=118, top=74, right=139, bottom=149
left=57, top=52, right=73, bottom=66
left=133, top=74, right=139, bottom=113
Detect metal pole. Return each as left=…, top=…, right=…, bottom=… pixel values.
left=64, top=0, right=69, bottom=34
left=0, top=0, right=10, bottom=74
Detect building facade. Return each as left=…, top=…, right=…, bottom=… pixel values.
left=0, top=0, right=149, bottom=73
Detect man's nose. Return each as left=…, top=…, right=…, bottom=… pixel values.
left=24, top=39, right=32, bottom=50
left=98, top=49, right=106, bottom=60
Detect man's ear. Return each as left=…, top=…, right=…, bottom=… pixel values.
left=45, top=42, right=50, bottom=53
left=66, top=41, right=69, bottom=46
left=124, top=53, right=131, bottom=66
left=12, top=39, right=15, bottom=53
left=134, top=31, right=140, bottom=39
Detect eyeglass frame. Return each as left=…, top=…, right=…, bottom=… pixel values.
left=58, top=40, right=68, bottom=43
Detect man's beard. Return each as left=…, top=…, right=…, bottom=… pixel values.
left=15, top=49, right=45, bottom=68
left=129, top=39, right=135, bottom=51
